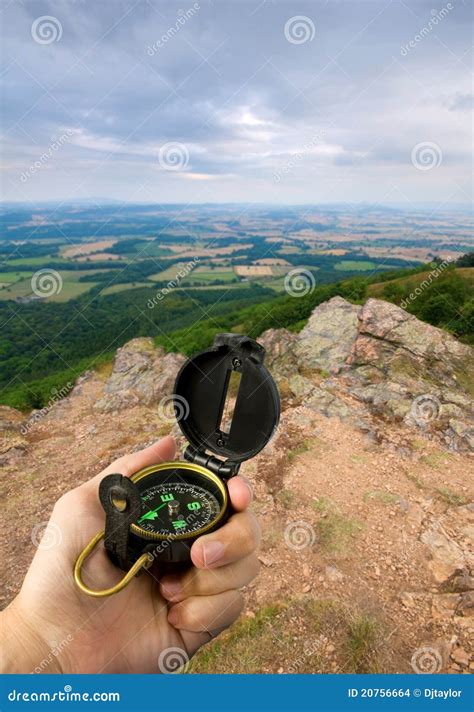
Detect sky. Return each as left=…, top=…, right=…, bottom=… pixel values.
left=1, top=0, right=472, bottom=205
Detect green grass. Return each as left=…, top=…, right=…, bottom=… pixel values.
left=0, top=278, right=38, bottom=300
left=277, top=489, right=296, bottom=509
left=405, top=471, right=426, bottom=490
left=419, top=453, right=447, bottom=469
left=49, top=282, right=99, bottom=302
left=434, top=487, right=468, bottom=506
left=313, top=497, right=363, bottom=554
left=100, top=282, right=152, bottom=296
left=175, top=282, right=250, bottom=291
left=0, top=352, right=113, bottom=410
left=185, top=269, right=236, bottom=284
left=149, top=263, right=197, bottom=281
left=189, top=598, right=385, bottom=673
left=363, top=490, right=400, bottom=505
left=287, top=439, right=313, bottom=462
left=345, top=614, right=383, bottom=673
left=0, top=270, right=102, bottom=302
left=0, top=271, right=34, bottom=282
left=5, top=256, right=63, bottom=266
left=335, top=260, right=378, bottom=271
left=405, top=472, right=467, bottom=506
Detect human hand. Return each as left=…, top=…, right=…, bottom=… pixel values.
left=0, top=436, right=260, bottom=673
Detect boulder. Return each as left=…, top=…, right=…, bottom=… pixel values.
left=351, top=298, right=474, bottom=393
left=421, top=517, right=472, bottom=584
left=258, top=328, right=299, bottom=379
left=94, top=338, right=185, bottom=412
left=294, top=296, right=361, bottom=373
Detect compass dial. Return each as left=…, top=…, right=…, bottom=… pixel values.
left=130, top=465, right=226, bottom=540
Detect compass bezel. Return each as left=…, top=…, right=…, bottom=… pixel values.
left=129, top=461, right=228, bottom=542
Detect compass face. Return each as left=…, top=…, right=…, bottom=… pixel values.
left=131, top=466, right=226, bottom=539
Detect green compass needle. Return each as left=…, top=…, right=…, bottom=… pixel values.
left=138, top=501, right=167, bottom=523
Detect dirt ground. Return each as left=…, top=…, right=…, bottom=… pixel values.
left=1, top=373, right=472, bottom=673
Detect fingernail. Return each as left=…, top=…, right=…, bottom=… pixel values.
left=243, top=478, right=254, bottom=503
left=161, top=579, right=181, bottom=599
left=201, top=540, right=225, bottom=567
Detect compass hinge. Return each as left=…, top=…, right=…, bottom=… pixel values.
left=184, top=445, right=240, bottom=479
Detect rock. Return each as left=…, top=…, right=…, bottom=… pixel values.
left=450, top=647, right=470, bottom=667
left=69, top=370, right=95, bottom=398
left=400, top=592, right=416, bottom=608
left=442, top=506, right=474, bottom=552
left=259, top=296, right=474, bottom=451
left=288, top=374, right=314, bottom=400
left=421, top=521, right=466, bottom=583
left=0, top=408, right=28, bottom=456
left=0, top=406, right=24, bottom=431
left=441, top=569, right=474, bottom=593
left=354, top=299, right=473, bottom=384
left=445, top=420, right=474, bottom=452
left=325, top=565, right=344, bottom=582
left=294, top=296, right=361, bottom=373
left=302, top=583, right=311, bottom=593
left=456, top=591, right=474, bottom=617
left=94, top=338, right=185, bottom=412
left=258, top=555, right=275, bottom=568
left=257, top=328, right=299, bottom=380
left=431, top=593, right=460, bottom=619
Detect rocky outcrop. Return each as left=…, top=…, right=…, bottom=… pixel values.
left=259, top=297, right=474, bottom=452
left=294, top=296, right=361, bottom=373
left=0, top=406, right=27, bottom=462
left=94, top=338, right=185, bottom=413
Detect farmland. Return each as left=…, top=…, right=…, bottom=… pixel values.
left=0, top=202, right=472, bottom=409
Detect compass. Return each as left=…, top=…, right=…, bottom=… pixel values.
left=74, top=333, right=280, bottom=597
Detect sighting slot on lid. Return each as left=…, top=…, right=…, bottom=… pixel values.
left=219, top=368, right=242, bottom=436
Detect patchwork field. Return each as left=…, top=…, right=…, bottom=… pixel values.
left=0, top=203, right=472, bottom=305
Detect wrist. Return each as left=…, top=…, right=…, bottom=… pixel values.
left=0, top=597, right=62, bottom=674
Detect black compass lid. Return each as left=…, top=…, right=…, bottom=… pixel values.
left=173, top=333, right=280, bottom=466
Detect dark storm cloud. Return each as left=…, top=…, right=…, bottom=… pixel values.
left=1, top=0, right=472, bottom=203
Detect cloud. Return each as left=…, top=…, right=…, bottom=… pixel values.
left=1, top=0, right=472, bottom=204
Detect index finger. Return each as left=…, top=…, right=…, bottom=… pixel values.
left=227, top=475, right=253, bottom=512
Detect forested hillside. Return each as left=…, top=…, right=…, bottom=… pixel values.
left=1, top=257, right=472, bottom=410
